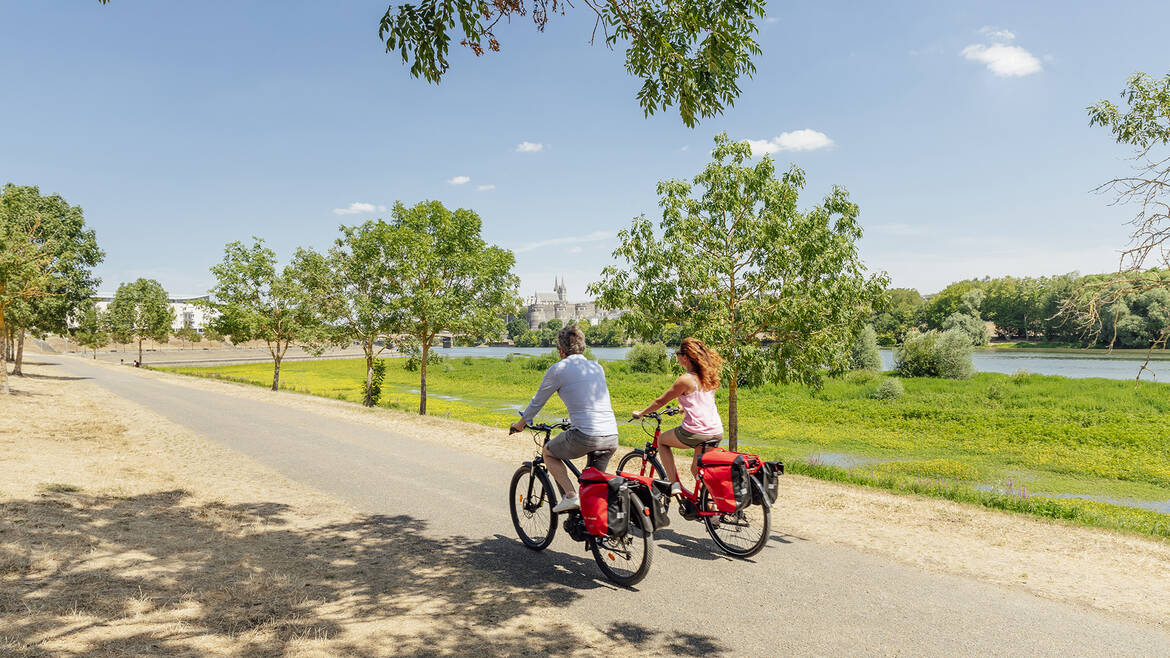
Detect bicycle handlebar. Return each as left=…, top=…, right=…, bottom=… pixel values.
left=638, top=406, right=681, bottom=421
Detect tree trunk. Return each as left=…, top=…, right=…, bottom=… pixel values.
left=363, top=348, right=375, bottom=407
left=13, top=329, right=24, bottom=376
left=137, top=336, right=144, bottom=364
left=418, top=341, right=429, bottom=415
left=271, top=357, right=281, bottom=391
left=727, top=371, right=739, bottom=451
left=0, top=310, right=9, bottom=395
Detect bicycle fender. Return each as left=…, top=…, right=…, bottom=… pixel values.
left=628, top=496, right=654, bottom=531
left=750, top=476, right=772, bottom=509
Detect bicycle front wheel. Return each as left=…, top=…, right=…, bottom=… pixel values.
left=592, top=509, right=654, bottom=587
left=509, top=464, right=557, bottom=550
left=617, top=450, right=662, bottom=479
left=701, top=488, right=770, bottom=558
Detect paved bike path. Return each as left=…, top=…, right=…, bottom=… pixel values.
left=49, top=355, right=1170, bottom=656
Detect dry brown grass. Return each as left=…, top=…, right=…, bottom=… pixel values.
left=0, top=362, right=658, bottom=656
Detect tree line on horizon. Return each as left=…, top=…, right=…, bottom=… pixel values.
left=871, top=269, right=1170, bottom=351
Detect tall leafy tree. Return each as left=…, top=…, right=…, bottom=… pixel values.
left=0, top=188, right=57, bottom=393
left=206, top=238, right=320, bottom=391
left=591, top=133, right=888, bottom=448
left=1071, top=70, right=1170, bottom=359
left=380, top=201, right=519, bottom=415
left=98, top=0, right=765, bottom=128
left=293, top=221, right=404, bottom=407
left=1, top=185, right=103, bottom=375
left=107, top=278, right=173, bottom=364
left=73, top=300, right=110, bottom=359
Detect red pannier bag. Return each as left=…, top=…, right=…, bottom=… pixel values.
left=578, top=467, right=631, bottom=537
left=698, top=450, right=760, bottom=513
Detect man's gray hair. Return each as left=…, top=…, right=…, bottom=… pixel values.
left=557, top=324, right=587, bottom=356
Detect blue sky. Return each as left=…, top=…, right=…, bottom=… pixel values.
left=3, top=1, right=1168, bottom=300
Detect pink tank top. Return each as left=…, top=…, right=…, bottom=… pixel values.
left=678, top=373, right=723, bottom=435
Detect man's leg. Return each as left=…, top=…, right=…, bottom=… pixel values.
left=543, top=445, right=576, bottom=498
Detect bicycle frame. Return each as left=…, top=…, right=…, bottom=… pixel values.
left=625, top=410, right=723, bottom=519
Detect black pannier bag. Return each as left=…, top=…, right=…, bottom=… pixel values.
left=617, top=471, right=671, bottom=530
left=753, top=460, right=784, bottom=506
left=579, top=467, right=631, bottom=537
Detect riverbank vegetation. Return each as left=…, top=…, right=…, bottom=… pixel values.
left=161, top=356, right=1170, bottom=539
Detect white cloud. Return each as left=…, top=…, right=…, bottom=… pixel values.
left=680, top=145, right=689, bottom=152
left=514, top=230, right=614, bottom=254
left=978, top=26, right=1016, bottom=42
left=516, top=141, right=544, bottom=153
left=962, top=28, right=1042, bottom=77
left=765, top=17, right=778, bottom=24
left=567, top=246, right=584, bottom=254
left=333, top=202, right=386, bottom=215
left=476, top=184, right=495, bottom=191
left=747, top=129, right=834, bottom=156
left=447, top=176, right=470, bottom=185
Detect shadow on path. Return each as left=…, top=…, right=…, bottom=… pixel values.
left=0, top=490, right=725, bottom=656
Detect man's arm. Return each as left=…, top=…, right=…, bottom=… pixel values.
left=519, top=364, right=560, bottom=424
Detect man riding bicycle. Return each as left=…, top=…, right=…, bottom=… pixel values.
left=510, top=324, right=619, bottom=513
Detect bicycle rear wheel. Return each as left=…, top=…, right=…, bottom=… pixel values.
left=592, top=509, right=654, bottom=587
left=509, top=464, right=557, bottom=550
left=701, top=488, right=770, bottom=558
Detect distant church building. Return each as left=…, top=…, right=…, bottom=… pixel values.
left=525, top=277, right=615, bottom=329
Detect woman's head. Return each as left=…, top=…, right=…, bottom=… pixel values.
left=676, top=337, right=722, bottom=390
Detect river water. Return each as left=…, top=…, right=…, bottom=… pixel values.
left=430, top=346, right=1167, bottom=381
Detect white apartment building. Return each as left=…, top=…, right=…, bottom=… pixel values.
left=94, top=294, right=215, bottom=332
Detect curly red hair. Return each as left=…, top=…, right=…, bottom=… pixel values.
left=678, top=337, right=722, bottom=391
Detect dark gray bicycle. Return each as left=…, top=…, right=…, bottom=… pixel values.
left=508, top=419, right=655, bottom=587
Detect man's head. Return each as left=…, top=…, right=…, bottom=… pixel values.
left=556, top=324, right=586, bottom=358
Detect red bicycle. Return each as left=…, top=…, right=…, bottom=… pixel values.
left=616, top=407, right=777, bottom=558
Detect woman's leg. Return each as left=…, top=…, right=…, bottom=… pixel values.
left=657, top=429, right=690, bottom=483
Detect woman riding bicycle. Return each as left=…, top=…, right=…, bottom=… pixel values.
left=631, top=337, right=723, bottom=494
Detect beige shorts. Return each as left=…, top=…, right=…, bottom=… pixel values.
left=675, top=426, right=723, bottom=448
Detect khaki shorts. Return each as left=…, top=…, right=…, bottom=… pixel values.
left=547, top=428, right=618, bottom=471
left=675, top=426, right=723, bottom=449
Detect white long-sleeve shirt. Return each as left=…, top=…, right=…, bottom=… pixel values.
left=519, top=354, right=619, bottom=437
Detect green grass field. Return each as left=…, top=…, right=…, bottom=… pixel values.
left=160, top=355, right=1170, bottom=539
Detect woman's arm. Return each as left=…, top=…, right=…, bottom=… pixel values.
left=632, top=375, right=692, bottom=418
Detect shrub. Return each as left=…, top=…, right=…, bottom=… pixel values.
left=361, top=359, right=387, bottom=407
left=850, top=325, right=882, bottom=371
left=523, top=350, right=560, bottom=371
left=935, top=329, right=975, bottom=379
left=895, top=329, right=974, bottom=379
left=986, top=381, right=1004, bottom=402
left=442, top=363, right=453, bottom=373
left=942, top=311, right=991, bottom=346
left=870, top=377, right=904, bottom=400
left=1011, top=369, right=1031, bottom=383
left=876, top=332, right=897, bottom=347
left=845, top=370, right=880, bottom=385
left=627, top=342, right=669, bottom=374
left=504, top=353, right=514, bottom=362
left=462, top=356, right=474, bottom=365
